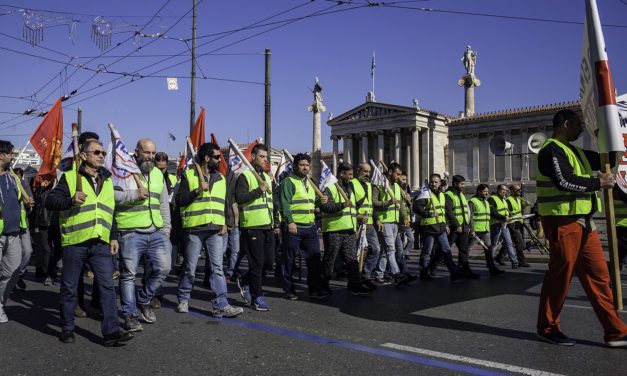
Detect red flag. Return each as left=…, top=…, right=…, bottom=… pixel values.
left=210, top=133, right=228, bottom=176
left=190, top=107, right=205, bottom=149
left=30, top=98, right=63, bottom=187
left=242, top=139, right=270, bottom=171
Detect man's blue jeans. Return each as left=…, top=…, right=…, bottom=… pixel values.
left=361, top=224, right=381, bottom=279
left=179, top=230, right=229, bottom=309
left=420, top=231, right=456, bottom=273
left=119, top=231, right=171, bottom=317
left=60, top=241, right=119, bottom=335
left=394, top=227, right=415, bottom=274
left=490, top=224, right=518, bottom=264
left=223, top=228, right=240, bottom=278
left=375, top=223, right=401, bottom=278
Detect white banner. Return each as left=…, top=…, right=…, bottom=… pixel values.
left=616, top=93, right=627, bottom=194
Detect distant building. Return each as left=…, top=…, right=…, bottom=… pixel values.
left=12, top=149, right=41, bottom=169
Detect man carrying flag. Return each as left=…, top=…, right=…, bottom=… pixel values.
left=278, top=153, right=329, bottom=300
left=320, top=162, right=373, bottom=296
left=468, top=184, right=504, bottom=276
left=112, top=137, right=171, bottom=332
left=353, top=163, right=382, bottom=287
left=234, top=142, right=278, bottom=311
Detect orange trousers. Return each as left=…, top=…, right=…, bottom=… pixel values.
left=537, top=216, right=627, bottom=342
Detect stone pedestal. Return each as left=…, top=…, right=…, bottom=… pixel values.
left=458, top=74, right=481, bottom=117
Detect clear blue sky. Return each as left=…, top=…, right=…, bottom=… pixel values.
left=1, top=0, right=626, bottom=157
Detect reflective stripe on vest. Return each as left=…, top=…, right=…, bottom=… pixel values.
left=239, top=170, right=273, bottom=228
left=351, top=178, right=373, bottom=225
left=115, top=167, right=164, bottom=230
left=506, top=196, right=522, bottom=223
left=615, top=198, right=627, bottom=228
left=489, top=195, right=509, bottom=226
left=445, top=190, right=470, bottom=225
left=420, top=191, right=446, bottom=226
left=377, top=182, right=401, bottom=223
left=536, top=138, right=601, bottom=216
left=59, top=170, right=114, bottom=246
left=469, top=196, right=490, bottom=233
left=284, top=175, right=315, bottom=225
left=321, top=184, right=357, bottom=232
left=180, top=169, right=226, bottom=228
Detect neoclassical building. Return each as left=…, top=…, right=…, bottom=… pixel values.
left=327, top=100, right=449, bottom=189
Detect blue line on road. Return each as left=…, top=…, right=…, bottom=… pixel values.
left=165, top=306, right=507, bottom=376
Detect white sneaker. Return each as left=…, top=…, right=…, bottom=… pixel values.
left=0, top=306, right=8, bottom=323
left=176, top=301, right=189, bottom=313
left=212, top=305, right=243, bottom=318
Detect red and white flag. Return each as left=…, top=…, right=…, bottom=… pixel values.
left=579, top=0, right=623, bottom=153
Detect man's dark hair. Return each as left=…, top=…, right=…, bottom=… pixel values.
left=0, top=140, right=14, bottom=154
left=293, top=153, right=311, bottom=165
left=496, top=184, right=508, bottom=191
left=155, top=152, right=169, bottom=162
left=78, top=131, right=99, bottom=145
left=252, top=143, right=268, bottom=155
left=197, top=142, right=220, bottom=162
left=81, top=140, right=103, bottom=152
left=476, top=184, right=489, bottom=193
left=429, top=173, right=441, bottom=180
left=338, top=162, right=352, bottom=173
left=13, top=168, right=24, bottom=178
left=452, top=175, right=465, bottom=186
left=387, top=162, right=402, bottom=173
left=552, top=109, right=579, bottom=128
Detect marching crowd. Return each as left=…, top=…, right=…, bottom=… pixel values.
left=1, top=109, right=626, bottom=348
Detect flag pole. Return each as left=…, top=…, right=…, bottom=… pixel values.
left=71, top=123, right=82, bottom=192
left=371, top=51, right=375, bottom=98
left=601, top=153, right=623, bottom=310
left=11, top=140, right=31, bottom=169
left=228, top=138, right=263, bottom=184
left=186, top=136, right=205, bottom=187
left=282, top=149, right=324, bottom=199
left=378, top=160, right=411, bottom=206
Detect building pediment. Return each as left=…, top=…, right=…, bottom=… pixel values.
left=328, top=102, right=418, bottom=126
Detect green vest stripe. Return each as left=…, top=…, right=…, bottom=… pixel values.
left=445, top=190, right=470, bottom=225
left=239, top=170, right=274, bottom=228
left=615, top=198, right=627, bottom=228
left=352, top=178, right=373, bottom=225
left=377, top=182, right=401, bottom=223
left=283, top=175, right=316, bottom=225
left=321, top=184, right=357, bottom=232
left=469, top=196, right=490, bottom=232
left=180, top=169, right=226, bottom=228
left=420, top=191, right=446, bottom=226
left=489, top=195, right=509, bottom=226
left=536, top=138, right=601, bottom=216
left=506, top=196, right=522, bottom=223
left=60, top=170, right=114, bottom=246
left=115, top=167, right=164, bottom=229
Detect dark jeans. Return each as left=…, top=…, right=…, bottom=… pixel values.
left=241, top=228, right=275, bottom=299
left=32, top=227, right=52, bottom=277
left=60, top=241, right=119, bottom=336
left=448, top=227, right=470, bottom=266
left=322, top=232, right=361, bottom=289
left=618, top=227, right=627, bottom=267
left=47, top=225, right=63, bottom=278
left=281, top=225, right=324, bottom=293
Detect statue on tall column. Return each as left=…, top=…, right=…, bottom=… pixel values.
left=308, top=77, right=326, bottom=113
left=461, top=45, right=477, bottom=75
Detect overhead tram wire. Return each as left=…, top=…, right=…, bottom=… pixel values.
left=0, top=3, right=192, bottom=19
left=380, top=3, right=627, bottom=28
left=0, top=0, right=175, bottom=126
left=0, top=0, right=175, bottom=129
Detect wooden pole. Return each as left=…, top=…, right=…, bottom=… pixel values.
left=71, top=123, right=82, bottom=192
left=264, top=49, right=271, bottom=152
left=600, top=153, right=622, bottom=310
left=228, top=138, right=263, bottom=184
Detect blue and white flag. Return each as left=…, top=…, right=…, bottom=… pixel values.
left=274, top=149, right=292, bottom=184
left=57, top=143, right=74, bottom=172
left=319, top=160, right=338, bottom=192
left=369, top=159, right=389, bottom=190
left=105, top=123, right=141, bottom=191
left=416, top=180, right=431, bottom=200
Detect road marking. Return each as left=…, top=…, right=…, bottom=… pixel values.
left=165, top=306, right=506, bottom=375
left=381, top=343, right=565, bottom=376
left=564, top=304, right=592, bottom=310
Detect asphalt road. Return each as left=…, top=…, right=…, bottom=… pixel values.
left=2, top=254, right=626, bottom=376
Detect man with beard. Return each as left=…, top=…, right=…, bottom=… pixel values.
left=444, top=175, right=479, bottom=278
left=468, top=184, right=504, bottom=276
left=0, top=140, right=23, bottom=323
left=114, top=138, right=172, bottom=331
left=500, top=184, right=530, bottom=267
left=489, top=185, right=519, bottom=269
left=175, top=143, right=243, bottom=317
left=45, top=139, right=133, bottom=345
left=235, top=143, right=276, bottom=311
left=353, top=163, right=382, bottom=287
left=414, top=174, right=463, bottom=281
left=320, top=162, right=372, bottom=296
left=279, top=153, right=329, bottom=300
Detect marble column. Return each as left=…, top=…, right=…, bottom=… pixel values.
left=428, top=126, right=434, bottom=175
left=344, top=134, right=353, bottom=165
left=360, top=132, right=368, bottom=164
left=393, top=128, right=401, bottom=164
left=504, top=131, right=513, bottom=182
left=488, top=132, right=496, bottom=182
left=521, top=129, right=530, bottom=182
left=411, top=128, right=420, bottom=189
left=376, top=130, right=385, bottom=164
left=404, top=129, right=411, bottom=184
left=472, top=135, right=480, bottom=182
left=332, top=136, right=339, bottom=174
left=421, top=127, right=431, bottom=179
